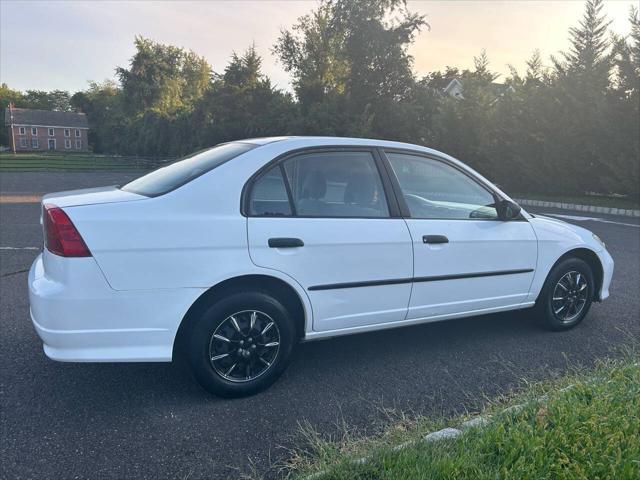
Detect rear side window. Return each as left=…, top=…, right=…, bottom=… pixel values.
left=121, top=142, right=255, bottom=196
left=282, top=151, right=389, bottom=218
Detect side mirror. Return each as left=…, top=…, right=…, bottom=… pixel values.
left=496, top=199, right=522, bottom=221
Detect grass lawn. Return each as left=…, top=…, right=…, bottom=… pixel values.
left=0, top=152, right=169, bottom=171
left=513, top=193, right=640, bottom=210
left=287, top=354, right=639, bottom=479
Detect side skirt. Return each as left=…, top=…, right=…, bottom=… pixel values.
left=302, top=302, right=536, bottom=342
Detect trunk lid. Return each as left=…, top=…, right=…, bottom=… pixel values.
left=42, top=186, right=146, bottom=208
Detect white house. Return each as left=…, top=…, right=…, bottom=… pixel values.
left=443, top=79, right=515, bottom=101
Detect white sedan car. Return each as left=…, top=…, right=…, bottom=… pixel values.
left=29, top=137, right=614, bottom=397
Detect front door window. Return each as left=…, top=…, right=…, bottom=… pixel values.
left=387, top=152, right=498, bottom=220
left=48, top=139, right=55, bottom=150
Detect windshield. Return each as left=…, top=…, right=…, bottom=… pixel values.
left=121, top=142, right=256, bottom=197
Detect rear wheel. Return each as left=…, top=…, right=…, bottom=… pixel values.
left=186, top=291, right=296, bottom=397
left=536, top=257, right=594, bottom=331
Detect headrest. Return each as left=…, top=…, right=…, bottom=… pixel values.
left=301, top=170, right=327, bottom=200
left=344, top=172, right=375, bottom=204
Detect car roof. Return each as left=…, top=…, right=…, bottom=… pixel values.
left=235, top=136, right=445, bottom=155
left=237, top=136, right=297, bottom=145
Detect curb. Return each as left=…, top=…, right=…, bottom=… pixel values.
left=514, top=198, right=640, bottom=217
left=303, top=384, right=576, bottom=480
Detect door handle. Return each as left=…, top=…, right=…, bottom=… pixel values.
left=268, top=237, right=304, bottom=248
left=423, top=235, right=449, bottom=244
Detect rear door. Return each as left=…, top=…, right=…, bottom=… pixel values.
left=383, top=150, right=537, bottom=320
left=246, top=148, right=413, bottom=332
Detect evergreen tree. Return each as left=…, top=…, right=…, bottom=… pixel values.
left=555, top=0, right=612, bottom=92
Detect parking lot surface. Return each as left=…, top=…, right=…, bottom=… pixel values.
left=1, top=171, right=638, bottom=479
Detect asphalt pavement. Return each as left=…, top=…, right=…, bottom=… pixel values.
left=1, top=171, right=638, bottom=479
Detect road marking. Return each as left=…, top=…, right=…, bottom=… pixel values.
left=542, top=213, right=640, bottom=228
left=0, top=247, right=41, bottom=250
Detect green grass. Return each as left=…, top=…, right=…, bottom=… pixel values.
left=513, top=193, right=640, bottom=210
left=286, top=354, right=640, bottom=480
left=0, top=152, right=169, bottom=171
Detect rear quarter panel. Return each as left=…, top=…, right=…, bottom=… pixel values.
left=64, top=159, right=253, bottom=291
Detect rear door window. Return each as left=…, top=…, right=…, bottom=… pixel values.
left=282, top=151, right=389, bottom=218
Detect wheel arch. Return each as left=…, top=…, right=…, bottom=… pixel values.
left=539, top=247, right=604, bottom=303
left=172, top=274, right=309, bottom=360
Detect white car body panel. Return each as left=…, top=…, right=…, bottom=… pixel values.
left=43, top=186, right=146, bottom=207
left=28, top=136, right=614, bottom=362
left=66, top=199, right=251, bottom=291
left=403, top=219, right=538, bottom=319
left=527, top=215, right=613, bottom=302
left=248, top=217, right=413, bottom=331
left=29, top=250, right=205, bottom=361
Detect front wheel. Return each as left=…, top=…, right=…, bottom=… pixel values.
left=186, top=291, right=296, bottom=397
left=536, top=257, right=594, bottom=331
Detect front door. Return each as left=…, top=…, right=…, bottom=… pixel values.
left=384, top=150, right=537, bottom=320
left=247, top=149, right=413, bottom=332
left=48, top=139, right=55, bottom=150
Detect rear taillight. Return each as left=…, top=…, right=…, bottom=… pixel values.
left=43, top=204, right=92, bottom=257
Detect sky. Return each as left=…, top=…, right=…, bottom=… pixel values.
left=0, top=0, right=636, bottom=93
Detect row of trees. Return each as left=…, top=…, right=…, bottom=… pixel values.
left=1, top=0, right=638, bottom=197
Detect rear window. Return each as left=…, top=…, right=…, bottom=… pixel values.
left=121, top=142, right=255, bottom=196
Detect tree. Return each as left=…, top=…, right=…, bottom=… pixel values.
left=329, top=0, right=426, bottom=102
left=0, top=84, right=23, bottom=145
left=541, top=0, right=617, bottom=194
left=0, top=83, right=24, bottom=108
left=525, top=50, right=545, bottom=82
left=472, top=49, right=498, bottom=83
left=223, top=44, right=263, bottom=88
left=116, top=36, right=211, bottom=115
left=612, top=6, right=640, bottom=96
left=606, top=6, right=640, bottom=197
left=0, top=87, right=73, bottom=111
left=274, top=2, right=348, bottom=106
left=424, top=66, right=460, bottom=91
left=71, top=81, right=126, bottom=153
left=554, top=0, right=612, bottom=91
left=197, top=46, right=296, bottom=146
left=274, top=0, right=427, bottom=136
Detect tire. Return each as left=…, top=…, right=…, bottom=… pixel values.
left=186, top=290, right=296, bottom=398
left=535, top=257, right=594, bottom=331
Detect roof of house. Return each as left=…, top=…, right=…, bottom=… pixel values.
left=4, top=108, right=89, bottom=128
left=443, top=78, right=463, bottom=94
left=442, top=78, right=514, bottom=100
left=489, top=82, right=515, bottom=96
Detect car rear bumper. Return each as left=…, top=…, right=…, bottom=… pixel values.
left=28, top=253, right=204, bottom=362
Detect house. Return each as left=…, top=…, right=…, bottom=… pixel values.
left=443, top=78, right=465, bottom=99
left=4, top=106, right=89, bottom=153
left=442, top=79, right=515, bottom=101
